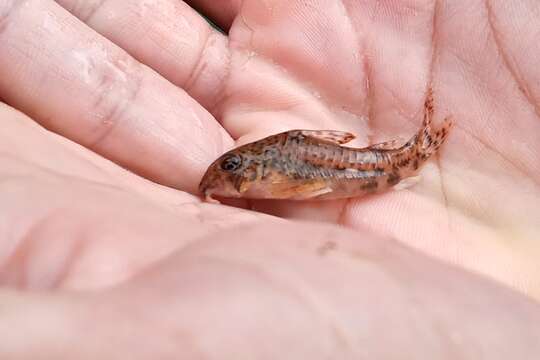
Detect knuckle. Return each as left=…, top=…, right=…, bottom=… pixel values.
left=85, top=52, right=143, bottom=149
left=184, top=31, right=231, bottom=113
left=71, top=0, right=108, bottom=22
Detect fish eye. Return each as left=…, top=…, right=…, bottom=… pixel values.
left=220, top=154, right=242, bottom=172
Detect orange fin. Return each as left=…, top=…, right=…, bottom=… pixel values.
left=239, top=180, right=251, bottom=194
left=270, top=179, right=332, bottom=200
left=300, top=130, right=355, bottom=145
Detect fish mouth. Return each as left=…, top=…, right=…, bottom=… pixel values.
left=198, top=167, right=217, bottom=194
left=198, top=179, right=209, bottom=196
left=198, top=180, right=219, bottom=203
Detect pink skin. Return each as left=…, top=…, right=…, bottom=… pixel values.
left=0, top=0, right=540, bottom=358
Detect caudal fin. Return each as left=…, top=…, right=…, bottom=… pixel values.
left=417, top=116, right=453, bottom=160
left=415, top=88, right=453, bottom=160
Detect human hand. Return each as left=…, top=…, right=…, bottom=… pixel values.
left=0, top=0, right=539, bottom=358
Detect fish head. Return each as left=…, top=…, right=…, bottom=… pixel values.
left=199, top=132, right=299, bottom=201
left=199, top=148, right=255, bottom=200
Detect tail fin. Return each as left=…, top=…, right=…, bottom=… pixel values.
left=410, top=88, right=453, bottom=161
left=416, top=117, right=453, bottom=161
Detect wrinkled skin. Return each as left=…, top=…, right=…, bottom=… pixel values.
left=0, top=0, right=540, bottom=358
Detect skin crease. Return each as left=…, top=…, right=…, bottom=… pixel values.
left=0, top=0, right=539, bottom=358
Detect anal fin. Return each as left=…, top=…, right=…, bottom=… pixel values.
left=367, top=138, right=404, bottom=150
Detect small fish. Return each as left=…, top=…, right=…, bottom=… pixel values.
left=199, top=88, right=453, bottom=203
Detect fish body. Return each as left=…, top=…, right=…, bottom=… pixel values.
left=199, top=89, right=452, bottom=202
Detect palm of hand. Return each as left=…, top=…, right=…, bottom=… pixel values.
left=0, top=0, right=540, bottom=357
left=210, top=1, right=540, bottom=294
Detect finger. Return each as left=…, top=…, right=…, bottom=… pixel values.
left=186, top=0, right=241, bottom=31
left=0, top=103, right=267, bottom=290
left=55, top=0, right=231, bottom=111
left=0, top=1, right=233, bottom=193
left=0, top=102, right=199, bottom=203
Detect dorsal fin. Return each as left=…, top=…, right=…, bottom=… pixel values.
left=299, top=130, right=355, bottom=145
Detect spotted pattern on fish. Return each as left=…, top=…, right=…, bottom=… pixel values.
left=199, top=88, right=453, bottom=202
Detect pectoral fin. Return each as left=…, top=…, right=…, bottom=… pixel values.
left=300, top=130, right=355, bottom=145
left=393, top=175, right=422, bottom=191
